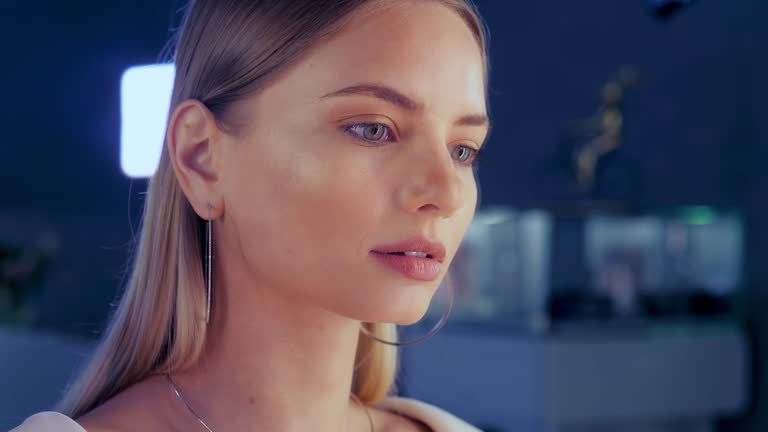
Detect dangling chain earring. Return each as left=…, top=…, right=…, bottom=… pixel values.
left=358, top=273, right=455, bottom=346
left=205, top=205, right=213, bottom=324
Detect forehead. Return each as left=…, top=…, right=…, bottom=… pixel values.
left=263, top=1, right=486, bottom=116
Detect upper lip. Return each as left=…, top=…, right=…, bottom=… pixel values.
left=371, top=236, right=446, bottom=263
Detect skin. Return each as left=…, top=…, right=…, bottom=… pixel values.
left=76, top=1, right=489, bottom=431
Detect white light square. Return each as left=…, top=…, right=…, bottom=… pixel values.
left=120, top=64, right=175, bottom=178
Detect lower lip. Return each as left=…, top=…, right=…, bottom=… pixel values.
left=369, top=251, right=443, bottom=281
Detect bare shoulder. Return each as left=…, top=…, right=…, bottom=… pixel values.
left=74, top=375, right=174, bottom=432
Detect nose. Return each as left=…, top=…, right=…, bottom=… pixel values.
left=398, top=132, right=466, bottom=219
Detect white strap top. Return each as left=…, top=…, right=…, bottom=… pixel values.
left=10, top=411, right=86, bottom=432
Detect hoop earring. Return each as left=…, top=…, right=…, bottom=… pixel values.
left=358, top=272, right=454, bottom=346
left=205, top=205, right=213, bottom=324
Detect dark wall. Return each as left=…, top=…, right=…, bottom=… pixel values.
left=2, top=0, right=177, bottom=335
left=476, top=0, right=767, bottom=208
left=470, top=4, right=767, bottom=431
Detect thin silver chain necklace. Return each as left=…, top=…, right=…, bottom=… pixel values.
left=165, top=373, right=375, bottom=432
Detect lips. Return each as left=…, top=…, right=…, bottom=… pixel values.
left=371, top=236, right=446, bottom=263
left=370, top=251, right=443, bottom=281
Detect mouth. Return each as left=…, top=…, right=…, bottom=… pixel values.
left=380, top=251, right=435, bottom=259
left=371, top=237, right=445, bottom=263
left=369, top=250, right=443, bottom=281
left=370, top=237, right=446, bottom=264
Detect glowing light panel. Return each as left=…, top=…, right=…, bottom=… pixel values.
left=120, top=64, right=175, bottom=178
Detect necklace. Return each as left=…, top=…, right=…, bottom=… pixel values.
left=164, top=373, right=375, bottom=432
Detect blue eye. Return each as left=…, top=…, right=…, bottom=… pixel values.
left=452, top=145, right=482, bottom=167
left=343, top=123, right=394, bottom=143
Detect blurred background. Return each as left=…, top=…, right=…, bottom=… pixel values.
left=1, top=0, right=767, bottom=431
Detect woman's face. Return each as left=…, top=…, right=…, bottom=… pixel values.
left=217, top=0, right=489, bottom=325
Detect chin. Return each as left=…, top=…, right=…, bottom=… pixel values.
left=338, top=278, right=441, bottom=324
left=339, top=295, right=431, bottom=326
left=392, top=304, right=432, bottom=326
left=373, top=288, right=435, bottom=326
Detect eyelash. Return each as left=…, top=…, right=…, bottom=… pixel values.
left=341, top=122, right=484, bottom=168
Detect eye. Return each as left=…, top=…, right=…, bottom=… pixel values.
left=343, top=122, right=395, bottom=144
left=452, top=145, right=482, bottom=167
left=342, top=122, right=484, bottom=168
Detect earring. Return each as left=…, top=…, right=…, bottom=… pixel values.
left=358, top=272, right=455, bottom=346
left=205, top=205, right=213, bottom=324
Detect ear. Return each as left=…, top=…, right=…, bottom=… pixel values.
left=167, top=99, right=224, bottom=220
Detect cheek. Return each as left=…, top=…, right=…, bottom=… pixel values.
left=223, top=137, right=385, bottom=307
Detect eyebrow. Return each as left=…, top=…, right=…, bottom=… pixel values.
left=320, top=83, right=491, bottom=130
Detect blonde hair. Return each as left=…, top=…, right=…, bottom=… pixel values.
left=57, top=0, right=489, bottom=417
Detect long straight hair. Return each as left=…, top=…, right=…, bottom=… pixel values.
left=57, top=0, right=490, bottom=417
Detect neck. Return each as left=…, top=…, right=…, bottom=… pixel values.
left=166, top=259, right=373, bottom=432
